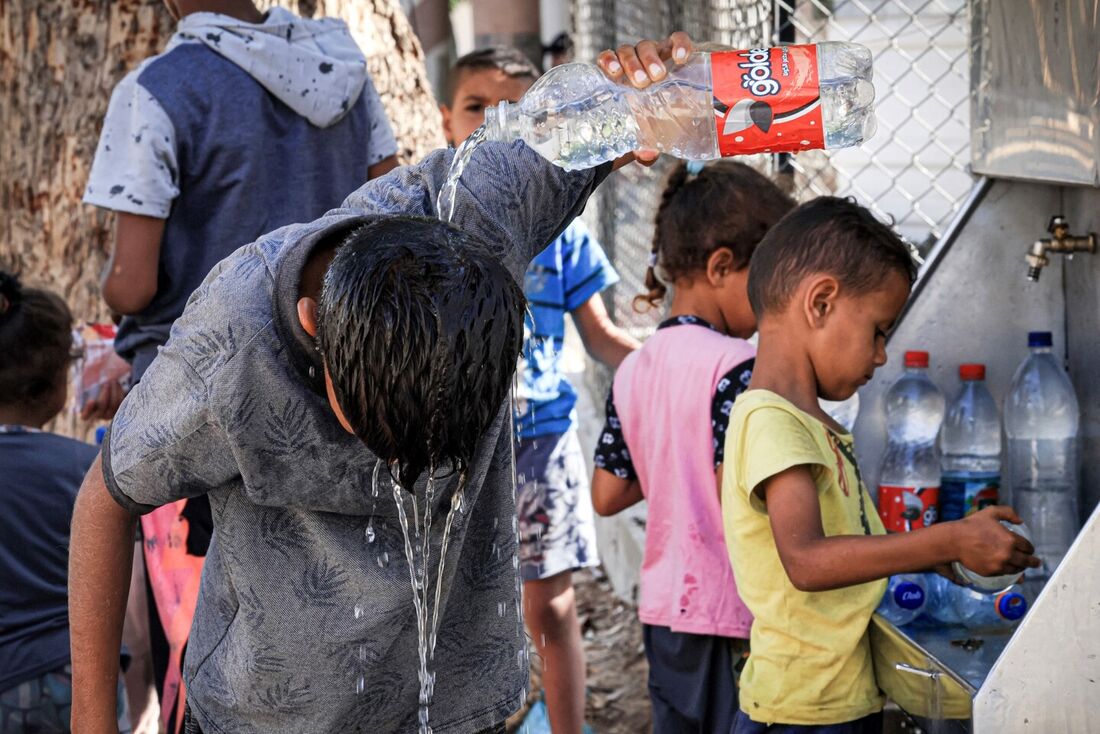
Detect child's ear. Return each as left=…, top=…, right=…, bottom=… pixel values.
left=705, top=247, right=737, bottom=286
left=803, top=275, right=839, bottom=328
left=297, top=297, right=319, bottom=338
left=440, top=103, right=454, bottom=146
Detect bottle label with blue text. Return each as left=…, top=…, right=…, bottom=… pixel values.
left=940, top=472, right=999, bottom=522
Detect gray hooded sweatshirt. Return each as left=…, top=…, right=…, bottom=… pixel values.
left=84, top=7, right=396, bottom=379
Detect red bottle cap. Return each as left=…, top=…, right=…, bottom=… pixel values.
left=959, top=363, right=986, bottom=381
left=904, top=351, right=929, bottom=368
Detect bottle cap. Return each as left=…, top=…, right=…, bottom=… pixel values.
left=1028, top=331, right=1053, bottom=348
left=995, top=591, right=1028, bottom=621
left=959, top=364, right=985, bottom=381
left=904, top=350, right=929, bottom=368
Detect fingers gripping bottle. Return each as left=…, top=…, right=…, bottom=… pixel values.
left=952, top=520, right=1032, bottom=593
left=1005, top=331, right=1081, bottom=580
left=940, top=364, right=1001, bottom=521
left=483, top=42, right=876, bottom=170
left=878, top=351, right=945, bottom=532
left=876, top=574, right=928, bottom=627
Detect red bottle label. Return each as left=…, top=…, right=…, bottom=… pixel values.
left=878, top=485, right=940, bottom=532
left=710, top=45, right=825, bottom=156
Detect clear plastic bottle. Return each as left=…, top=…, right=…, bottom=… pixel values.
left=878, top=351, right=945, bottom=532
left=876, top=574, right=928, bottom=627
left=924, top=573, right=964, bottom=625
left=952, top=520, right=1031, bottom=593
left=940, top=364, right=1001, bottom=521
left=484, top=42, right=876, bottom=170
left=1005, top=331, right=1080, bottom=579
left=820, top=393, right=860, bottom=432
left=952, top=584, right=1029, bottom=629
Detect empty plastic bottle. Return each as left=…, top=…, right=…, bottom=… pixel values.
left=924, top=573, right=964, bottom=625
left=952, top=584, right=1029, bottom=629
left=940, top=363, right=1001, bottom=522
left=952, top=520, right=1031, bottom=593
left=878, top=351, right=945, bottom=532
left=876, top=574, right=928, bottom=627
left=483, top=42, right=876, bottom=170
left=1005, top=331, right=1080, bottom=579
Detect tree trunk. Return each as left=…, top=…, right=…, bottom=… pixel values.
left=0, top=0, right=443, bottom=437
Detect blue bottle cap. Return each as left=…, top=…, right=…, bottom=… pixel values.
left=1028, top=331, right=1053, bottom=348
left=894, top=581, right=925, bottom=610
left=95, top=426, right=108, bottom=445
left=996, top=591, right=1027, bottom=621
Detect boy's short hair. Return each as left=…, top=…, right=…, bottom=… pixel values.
left=747, top=197, right=918, bottom=317
left=316, top=217, right=526, bottom=485
left=448, top=46, right=541, bottom=102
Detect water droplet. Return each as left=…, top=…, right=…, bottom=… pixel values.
left=356, top=675, right=365, bottom=694
left=354, top=605, right=363, bottom=619
left=497, top=601, right=506, bottom=617
left=366, top=523, right=376, bottom=543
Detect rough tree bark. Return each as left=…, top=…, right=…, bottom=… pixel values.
left=0, top=0, right=444, bottom=436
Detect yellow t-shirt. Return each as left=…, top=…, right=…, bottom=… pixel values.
left=721, top=389, right=887, bottom=725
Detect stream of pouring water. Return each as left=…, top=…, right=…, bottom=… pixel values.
left=437, top=126, right=487, bottom=224
left=390, top=467, right=468, bottom=734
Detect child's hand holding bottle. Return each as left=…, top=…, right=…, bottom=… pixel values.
left=952, top=506, right=1039, bottom=578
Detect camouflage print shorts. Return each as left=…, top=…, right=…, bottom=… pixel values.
left=0, top=664, right=130, bottom=734
left=514, top=429, right=600, bottom=582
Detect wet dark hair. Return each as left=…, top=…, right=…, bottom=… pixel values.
left=747, top=196, right=918, bottom=317
left=636, top=160, right=796, bottom=311
left=0, top=270, right=74, bottom=407
left=448, top=46, right=541, bottom=103
left=316, top=217, right=526, bottom=486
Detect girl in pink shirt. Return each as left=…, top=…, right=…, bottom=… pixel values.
left=591, top=160, right=794, bottom=733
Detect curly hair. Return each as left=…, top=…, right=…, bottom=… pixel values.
left=316, top=217, right=526, bottom=486
left=635, top=160, right=795, bottom=312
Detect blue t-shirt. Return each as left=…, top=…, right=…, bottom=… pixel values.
left=0, top=429, right=98, bottom=691
left=515, top=219, right=618, bottom=439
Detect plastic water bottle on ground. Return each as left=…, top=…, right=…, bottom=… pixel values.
left=878, top=351, right=945, bottom=532
left=876, top=574, right=928, bottom=626
left=483, top=42, right=876, bottom=170
left=952, top=584, right=1029, bottom=629
left=952, top=520, right=1031, bottom=593
left=1005, top=331, right=1080, bottom=579
left=940, top=364, right=1000, bottom=521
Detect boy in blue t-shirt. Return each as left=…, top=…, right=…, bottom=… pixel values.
left=441, top=46, right=639, bottom=734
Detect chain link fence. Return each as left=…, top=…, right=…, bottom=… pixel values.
left=572, top=0, right=972, bottom=338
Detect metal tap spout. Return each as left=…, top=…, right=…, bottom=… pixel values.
left=1025, top=216, right=1097, bottom=282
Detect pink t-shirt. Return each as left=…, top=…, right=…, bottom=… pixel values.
left=611, top=320, right=755, bottom=638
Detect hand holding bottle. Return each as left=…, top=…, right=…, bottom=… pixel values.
left=952, top=506, right=1039, bottom=578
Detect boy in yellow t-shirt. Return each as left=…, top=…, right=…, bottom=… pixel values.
left=721, top=197, right=1039, bottom=733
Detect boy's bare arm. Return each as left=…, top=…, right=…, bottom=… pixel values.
left=69, top=454, right=137, bottom=733
left=102, top=213, right=165, bottom=316
left=571, top=295, right=639, bottom=369
left=762, top=465, right=1038, bottom=592
left=592, top=467, right=644, bottom=516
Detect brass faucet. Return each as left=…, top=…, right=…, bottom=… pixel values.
left=1026, top=216, right=1096, bottom=282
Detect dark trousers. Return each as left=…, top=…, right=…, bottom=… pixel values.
left=732, top=710, right=883, bottom=734
left=643, top=624, right=749, bottom=734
